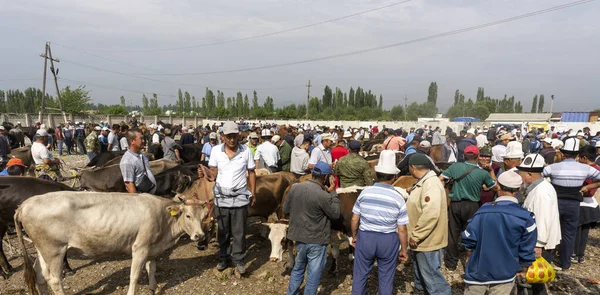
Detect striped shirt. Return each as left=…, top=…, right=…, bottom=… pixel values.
left=542, top=159, right=600, bottom=187
left=352, top=183, right=409, bottom=233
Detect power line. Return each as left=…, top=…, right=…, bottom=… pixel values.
left=61, top=0, right=413, bottom=53
left=132, top=0, right=594, bottom=76
left=59, top=58, right=305, bottom=91
left=59, top=77, right=177, bottom=98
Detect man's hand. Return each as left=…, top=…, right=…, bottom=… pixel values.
left=409, top=238, right=418, bottom=248
left=250, top=195, right=256, bottom=207
left=351, top=236, right=357, bottom=248
left=326, top=175, right=336, bottom=192
left=534, top=247, right=542, bottom=258
left=398, top=250, right=409, bottom=262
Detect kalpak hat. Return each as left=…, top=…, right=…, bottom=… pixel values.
left=517, top=153, right=545, bottom=173
left=374, top=150, right=400, bottom=175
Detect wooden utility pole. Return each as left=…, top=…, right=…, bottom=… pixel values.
left=305, top=80, right=311, bottom=119
left=404, top=94, right=408, bottom=121
left=47, top=45, right=68, bottom=125
left=40, top=42, right=67, bottom=125
left=39, top=43, right=50, bottom=124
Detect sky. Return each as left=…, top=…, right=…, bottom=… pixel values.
left=1, top=0, right=598, bottom=113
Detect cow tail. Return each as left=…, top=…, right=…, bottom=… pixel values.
left=14, top=209, right=39, bottom=295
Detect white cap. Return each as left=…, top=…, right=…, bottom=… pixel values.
left=209, top=132, right=217, bottom=139
left=374, top=150, right=400, bottom=175
left=576, top=132, right=585, bottom=137
left=321, top=133, right=334, bottom=141
left=94, top=126, right=102, bottom=131
left=343, top=131, right=352, bottom=138
left=36, top=129, right=48, bottom=136
left=543, top=137, right=552, bottom=144
left=561, top=137, right=580, bottom=153
left=149, top=124, right=156, bottom=129
left=419, top=140, right=431, bottom=148
left=467, top=128, right=475, bottom=135
left=261, top=129, right=272, bottom=138
left=298, top=128, right=303, bottom=132
left=101, top=127, right=109, bottom=131
left=16, top=121, right=21, bottom=125
left=272, top=135, right=281, bottom=143
left=182, top=127, right=188, bottom=131
left=498, top=171, right=523, bottom=189
left=477, top=129, right=484, bottom=134
left=0, top=126, right=5, bottom=130
left=502, top=141, right=524, bottom=159
left=518, top=153, right=546, bottom=172
left=596, top=141, right=600, bottom=148
left=551, top=139, right=563, bottom=149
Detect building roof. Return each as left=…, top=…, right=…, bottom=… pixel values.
left=485, top=113, right=552, bottom=122
left=560, top=112, right=590, bottom=122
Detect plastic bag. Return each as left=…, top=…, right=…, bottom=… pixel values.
left=526, top=257, right=556, bottom=284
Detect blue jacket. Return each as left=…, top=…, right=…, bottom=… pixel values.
left=457, top=137, right=477, bottom=162
left=462, top=198, right=537, bottom=285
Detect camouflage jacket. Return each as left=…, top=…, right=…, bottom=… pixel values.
left=85, top=132, right=100, bottom=154
left=334, top=153, right=374, bottom=188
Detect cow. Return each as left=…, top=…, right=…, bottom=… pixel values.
left=0, top=178, right=75, bottom=279
left=153, top=162, right=200, bottom=197
left=77, top=159, right=179, bottom=192
left=15, top=191, right=210, bottom=295
left=179, top=142, right=203, bottom=163
left=8, top=146, right=32, bottom=167
left=86, top=150, right=125, bottom=167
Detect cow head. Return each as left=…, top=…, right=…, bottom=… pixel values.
left=167, top=198, right=209, bottom=242
left=264, top=222, right=289, bottom=262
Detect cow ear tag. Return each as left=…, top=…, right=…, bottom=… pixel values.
left=170, top=209, right=178, bottom=217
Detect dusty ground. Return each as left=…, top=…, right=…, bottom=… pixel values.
left=2, top=153, right=600, bottom=294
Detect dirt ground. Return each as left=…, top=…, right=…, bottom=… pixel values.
left=2, top=153, right=600, bottom=294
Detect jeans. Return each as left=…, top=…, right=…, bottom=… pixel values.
left=65, top=137, right=73, bottom=155
left=412, top=249, right=451, bottom=295
left=216, top=206, right=248, bottom=264
left=574, top=223, right=593, bottom=258
left=76, top=137, right=86, bottom=154
left=352, top=231, right=399, bottom=295
left=56, top=140, right=64, bottom=156
left=286, top=242, right=327, bottom=295
left=557, top=199, right=579, bottom=269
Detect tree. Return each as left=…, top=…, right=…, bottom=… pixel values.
left=515, top=101, right=523, bottom=113
left=427, top=82, right=438, bottom=105
left=349, top=87, right=355, bottom=107
left=104, top=104, right=128, bottom=115
left=454, top=90, right=460, bottom=105
left=192, top=96, right=198, bottom=114
left=142, top=94, right=149, bottom=113
left=322, top=86, right=332, bottom=109
left=531, top=95, right=538, bottom=113
left=120, top=96, right=126, bottom=107
left=389, top=105, right=404, bottom=120
left=60, top=86, right=91, bottom=114
left=177, top=89, right=184, bottom=113
left=216, top=90, right=225, bottom=109
left=264, top=96, right=274, bottom=114
left=236, top=92, right=243, bottom=117
left=538, top=95, right=545, bottom=113
left=379, top=95, right=383, bottom=110
left=252, top=91, right=259, bottom=111
left=184, top=91, right=191, bottom=114
left=476, top=87, right=485, bottom=102
left=243, top=94, right=250, bottom=117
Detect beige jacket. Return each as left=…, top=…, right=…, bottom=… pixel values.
left=407, top=170, right=448, bottom=251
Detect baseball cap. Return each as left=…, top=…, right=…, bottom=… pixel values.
left=223, top=121, right=239, bottom=135
left=498, top=171, right=523, bottom=189
left=348, top=140, right=361, bottom=150
left=272, top=135, right=281, bottom=143
left=101, top=127, right=109, bottom=131
left=419, top=140, right=431, bottom=148
left=411, top=136, right=423, bottom=143
left=321, top=134, right=334, bottom=141
left=543, top=137, right=552, bottom=144
left=464, top=145, right=479, bottom=155
left=6, top=158, right=25, bottom=167
left=209, top=133, right=217, bottom=140
left=249, top=132, right=258, bottom=139
left=36, top=129, right=49, bottom=137
left=467, top=128, right=476, bottom=135
left=0, top=126, right=4, bottom=130
left=312, top=161, right=332, bottom=175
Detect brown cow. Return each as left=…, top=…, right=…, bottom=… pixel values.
left=430, top=144, right=443, bottom=162
left=7, top=146, right=32, bottom=167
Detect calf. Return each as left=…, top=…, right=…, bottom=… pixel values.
left=15, top=191, right=209, bottom=295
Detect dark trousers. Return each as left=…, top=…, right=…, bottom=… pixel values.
left=76, top=137, right=86, bottom=154
left=216, top=206, right=248, bottom=264
left=352, top=231, right=399, bottom=295
left=517, top=250, right=553, bottom=295
left=65, top=137, right=73, bottom=154
left=445, top=201, right=479, bottom=269
left=574, top=223, right=593, bottom=258
left=557, top=199, right=579, bottom=269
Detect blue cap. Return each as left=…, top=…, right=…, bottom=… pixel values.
left=348, top=140, right=361, bottom=150
left=312, top=161, right=332, bottom=175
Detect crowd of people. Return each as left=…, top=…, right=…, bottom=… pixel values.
left=2, top=117, right=600, bottom=294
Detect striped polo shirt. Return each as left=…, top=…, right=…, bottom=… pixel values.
left=352, top=183, right=409, bottom=233
left=542, top=159, right=600, bottom=187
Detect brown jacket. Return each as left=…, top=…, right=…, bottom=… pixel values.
left=407, top=170, right=448, bottom=251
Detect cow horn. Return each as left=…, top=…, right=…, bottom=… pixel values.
left=184, top=199, right=206, bottom=206
left=177, top=195, right=185, bottom=203
left=260, top=222, right=272, bottom=226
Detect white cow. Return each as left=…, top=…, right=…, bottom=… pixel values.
left=15, top=191, right=209, bottom=295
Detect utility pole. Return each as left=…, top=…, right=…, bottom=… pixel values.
left=306, top=80, right=311, bottom=119
left=39, top=43, right=50, bottom=124
left=40, top=42, right=68, bottom=125
left=550, top=95, right=555, bottom=114
left=404, top=94, right=408, bottom=121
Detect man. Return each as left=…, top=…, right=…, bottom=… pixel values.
left=98, top=127, right=109, bottom=153
left=246, top=132, right=259, bottom=156
left=179, top=127, right=195, bottom=145
left=283, top=128, right=295, bottom=148
left=397, top=140, right=440, bottom=176
left=74, top=122, right=86, bottom=155
left=209, top=121, right=256, bottom=275
left=351, top=150, right=409, bottom=295
left=148, top=124, right=162, bottom=150
left=406, top=127, right=416, bottom=144
left=406, top=154, right=450, bottom=295
left=431, top=127, right=445, bottom=146
left=55, top=125, right=64, bottom=156
left=517, top=154, right=561, bottom=295
left=284, top=161, right=339, bottom=295
left=0, top=158, right=27, bottom=176
left=107, top=124, right=121, bottom=152
left=119, top=125, right=130, bottom=150
left=31, top=129, right=61, bottom=181
left=405, top=137, right=423, bottom=155
left=161, top=129, right=182, bottom=162
left=308, top=133, right=333, bottom=169
left=254, top=129, right=280, bottom=172
left=457, top=128, right=477, bottom=162
left=290, top=140, right=311, bottom=178
left=85, top=126, right=102, bottom=161
left=590, top=131, right=600, bottom=147
left=596, top=141, right=600, bottom=166
left=201, top=132, right=218, bottom=164
left=63, top=123, right=74, bottom=155
left=462, top=171, right=537, bottom=294
left=492, top=134, right=512, bottom=168
left=273, top=135, right=292, bottom=172
left=475, top=129, right=487, bottom=148
left=478, top=146, right=498, bottom=205
left=441, top=132, right=459, bottom=163
left=335, top=140, right=373, bottom=188
left=382, top=129, right=406, bottom=151
left=440, top=145, right=497, bottom=271
left=331, top=139, right=349, bottom=162
left=0, top=127, right=10, bottom=169
left=294, top=128, right=305, bottom=148
left=538, top=137, right=556, bottom=165
left=314, top=128, right=323, bottom=146
left=541, top=137, right=600, bottom=270
left=529, top=134, right=542, bottom=154
left=119, top=130, right=157, bottom=194
left=547, top=126, right=556, bottom=138
left=500, top=141, right=524, bottom=175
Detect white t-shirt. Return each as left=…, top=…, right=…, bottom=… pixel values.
left=208, top=144, right=256, bottom=207
left=492, top=145, right=507, bottom=163
left=254, top=141, right=280, bottom=168
left=31, top=142, right=53, bottom=165
left=107, top=132, right=120, bottom=151
left=120, top=137, right=129, bottom=151
left=152, top=133, right=160, bottom=144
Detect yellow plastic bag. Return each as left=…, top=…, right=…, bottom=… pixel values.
left=526, top=257, right=556, bottom=284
